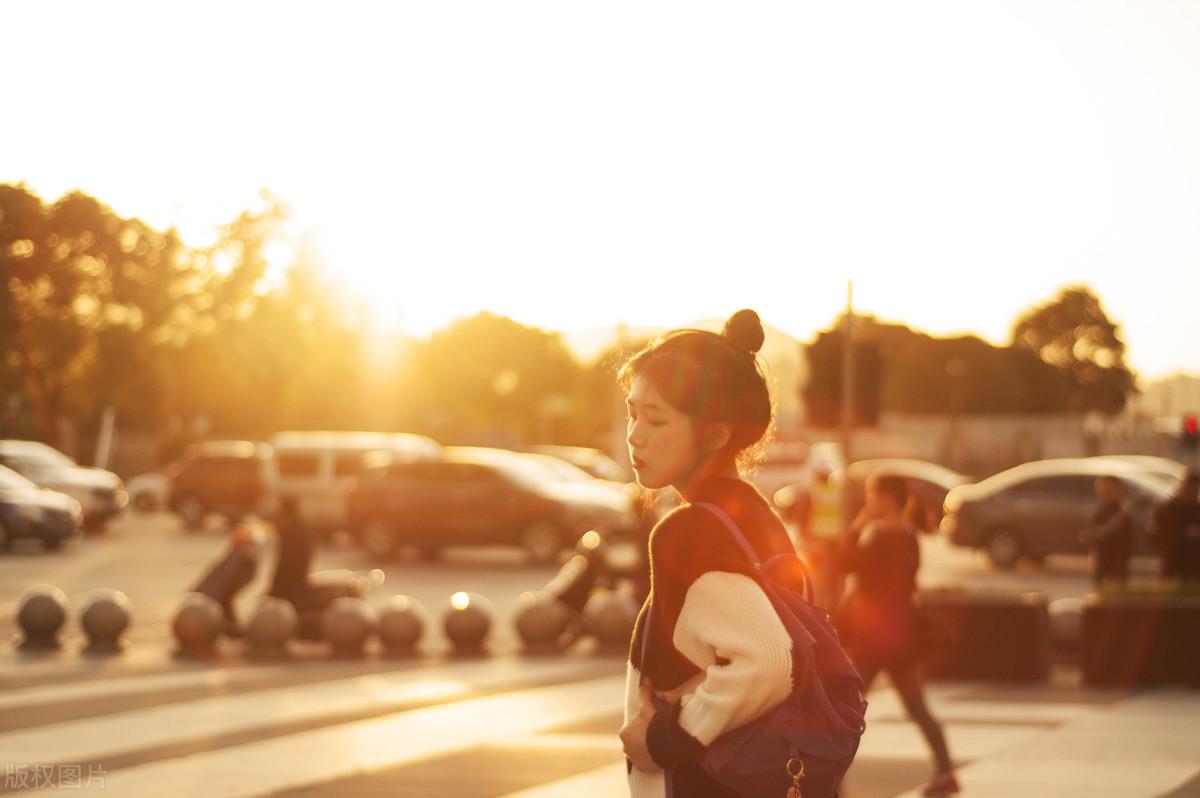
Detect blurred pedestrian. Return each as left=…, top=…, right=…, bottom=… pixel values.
left=617, top=310, right=811, bottom=797
left=1152, top=470, right=1200, bottom=583
left=837, top=473, right=958, bottom=797
left=802, top=463, right=845, bottom=609
left=1080, top=475, right=1135, bottom=589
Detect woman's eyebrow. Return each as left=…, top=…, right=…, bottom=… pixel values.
left=625, top=398, right=664, bottom=411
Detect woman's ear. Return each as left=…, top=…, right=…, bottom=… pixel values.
left=706, top=423, right=732, bottom=453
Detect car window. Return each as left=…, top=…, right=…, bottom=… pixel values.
left=277, top=453, right=321, bottom=477
left=1010, top=476, right=1096, bottom=498
left=333, top=452, right=369, bottom=477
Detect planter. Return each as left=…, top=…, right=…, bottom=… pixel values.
left=1081, top=594, right=1200, bottom=688
left=919, top=589, right=1051, bottom=682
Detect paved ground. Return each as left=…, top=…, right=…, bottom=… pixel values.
left=2, top=511, right=1194, bottom=796
left=2, top=635, right=1198, bottom=797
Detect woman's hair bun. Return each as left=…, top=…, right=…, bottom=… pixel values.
left=721, top=309, right=765, bottom=355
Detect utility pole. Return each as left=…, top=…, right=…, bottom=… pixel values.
left=840, top=283, right=859, bottom=532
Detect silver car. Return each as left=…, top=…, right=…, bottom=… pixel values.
left=0, top=440, right=127, bottom=532
left=940, top=458, right=1172, bottom=569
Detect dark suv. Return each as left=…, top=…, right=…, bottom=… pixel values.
left=168, top=441, right=278, bottom=531
left=345, top=447, right=637, bottom=563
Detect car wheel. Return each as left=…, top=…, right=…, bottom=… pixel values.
left=43, top=537, right=64, bottom=551
left=360, top=520, right=399, bottom=559
left=522, top=521, right=563, bottom=565
left=0, top=520, right=10, bottom=552
left=985, top=528, right=1023, bottom=570
left=178, top=497, right=207, bottom=532
left=133, top=493, right=157, bottom=512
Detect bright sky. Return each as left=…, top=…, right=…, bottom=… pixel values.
left=3, top=1, right=1198, bottom=380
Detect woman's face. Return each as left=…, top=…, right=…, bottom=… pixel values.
left=625, top=374, right=704, bottom=491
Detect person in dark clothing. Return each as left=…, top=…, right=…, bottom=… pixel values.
left=837, top=474, right=958, bottom=797
left=1153, top=471, right=1200, bottom=583
left=1080, top=476, right=1135, bottom=588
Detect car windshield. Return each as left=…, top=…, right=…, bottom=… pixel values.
left=0, top=465, right=36, bottom=490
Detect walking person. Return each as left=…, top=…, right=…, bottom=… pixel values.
left=1152, top=470, right=1200, bottom=583
left=618, top=310, right=835, bottom=797
left=837, top=474, right=958, bottom=796
left=1080, top=475, right=1135, bottom=589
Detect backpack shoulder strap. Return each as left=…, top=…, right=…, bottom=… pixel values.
left=693, top=501, right=815, bottom=605
left=693, top=501, right=763, bottom=567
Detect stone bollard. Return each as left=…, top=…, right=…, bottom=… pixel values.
left=582, top=587, right=639, bottom=649
left=16, top=584, right=69, bottom=650
left=172, top=592, right=225, bottom=657
left=443, top=592, right=493, bottom=656
left=247, top=597, right=299, bottom=658
left=321, top=596, right=377, bottom=658
left=513, top=590, right=572, bottom=652
left=378, top=595, right=428, bottom=657
left=80, top=588, right=132, bottom=654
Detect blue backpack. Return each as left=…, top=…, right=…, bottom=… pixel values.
left=645, top=502, right=868, bottom=798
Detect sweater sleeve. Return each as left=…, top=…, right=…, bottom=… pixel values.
left=646, top=570, right=793, bottom=766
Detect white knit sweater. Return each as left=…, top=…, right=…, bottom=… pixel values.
left=625, top=570, right=794, bottom=797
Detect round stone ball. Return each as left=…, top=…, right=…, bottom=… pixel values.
left=17, top=584, right=69, bottom=645
left=80, top=588, right=132, bottom=647
left=442, top=591, right=494, bottom=653
left=582, top=588, right=639, bottom=647
left=513, top=590, right=571, bottom=650
left=247, top=597, right=299, bottom=652
left=172, top=592, right=224, bottom=653
left=378, top=595, right=428, bottom=653
left=321, top=596, right=378, bottom=656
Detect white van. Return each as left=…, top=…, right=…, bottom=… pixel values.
left=271, top=431, right=441, bottom=537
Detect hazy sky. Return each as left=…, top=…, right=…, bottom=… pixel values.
left=3, top=1, right=1197, bottom=380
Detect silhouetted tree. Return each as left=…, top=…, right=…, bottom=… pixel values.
left=1010, top=286, right=1137, bottom=414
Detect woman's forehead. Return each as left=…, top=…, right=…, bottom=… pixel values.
left=626, top=374, right=668, bottom=407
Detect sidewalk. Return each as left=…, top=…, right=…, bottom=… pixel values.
left=3, top=641, right=1199, bottom=797
left=260, top=667, right=1200, bottom=798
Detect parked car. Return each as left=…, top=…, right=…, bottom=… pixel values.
left=167, top=441, right=278, bottom=531
left=0, top=465, right=83, bottom=550
left=940, top=458, right=1172, bottom=569
left=270, top=430, right=442, bottom=538
left=775, top=458, right=970, bottom=533
left=515, top=451, right=635, bottom=497
left=0, top=440, right=127, bottom=532
left=530, top=445, right=629, bottom=483
left=345, top=446, right=638, bottom=563
left=1089, top=455, right=1188, bottom=489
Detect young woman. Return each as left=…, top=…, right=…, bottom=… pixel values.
left=837, top=473, right=958, bottom=796
left=616, top=309, right=798, bottom=798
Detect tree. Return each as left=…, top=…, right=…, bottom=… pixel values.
left=1010, top=286, right=1137, bottom=414
left=0, top=184, right=206, bottom=447
left=801, top=315, right=1078, bottom=424
left=396, top=312, right=584, bottom=444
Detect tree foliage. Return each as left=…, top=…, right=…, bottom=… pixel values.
left=1010, top=285, right=1136, bottom=414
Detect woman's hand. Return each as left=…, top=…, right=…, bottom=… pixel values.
left=619, top=679, right=659, bottom=773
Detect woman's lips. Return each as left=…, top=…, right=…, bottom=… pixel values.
left=632, top=457, right=645, bottom=470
